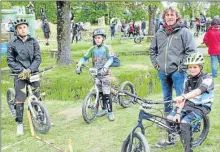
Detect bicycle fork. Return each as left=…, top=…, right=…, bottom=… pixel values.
left=128, top=112, right=146, bottom=152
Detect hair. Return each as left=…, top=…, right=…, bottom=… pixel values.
left=162, top=7, right=181, bottom=22
left=211, top=17, right=220, bottom=26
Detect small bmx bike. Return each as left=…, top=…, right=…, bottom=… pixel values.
left=81, top=65, right=136, bottom=124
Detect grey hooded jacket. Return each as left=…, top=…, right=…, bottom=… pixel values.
left=7, top=35, right=41, bottom=74
left=149, top=26, right=196, bottom=75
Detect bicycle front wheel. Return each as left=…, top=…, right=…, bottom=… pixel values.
left=121, top=132, right=150, bottom=152
left=30, top=100, right=51, bottom=134
left=82, top=92, right=98, bottom=124
left=7, top=88, right=16, bottom=116
left=119, top=81, right=135, bottom=108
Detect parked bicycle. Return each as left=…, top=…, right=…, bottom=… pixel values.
left=81, top=65, right=136, bottom=124
left=121, top=91, right=210, bottom=152
left=134, top=36, right=145, bottom=44
left=134, top=36, right=154, bottom=44
left=7, top=67, right=53, bottom=134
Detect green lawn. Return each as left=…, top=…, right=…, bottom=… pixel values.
left=1, top=77, right=220, bottom=152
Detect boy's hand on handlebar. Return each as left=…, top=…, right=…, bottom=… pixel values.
left=172, top=113, right=181, bottom=123
left=75, top=65, right=81, bottom=75
left=173, top=95, right=185, bottom=104
left=100, top=67, right=108, bottom=75
left=18, top=69, right=31, bottom=80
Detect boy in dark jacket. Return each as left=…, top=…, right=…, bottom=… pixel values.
left=7, top=18, right=41, bottom=136
left=167, top=53, right=214, bottom=152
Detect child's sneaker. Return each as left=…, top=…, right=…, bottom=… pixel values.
left=108, top=112, right=115, bottom=121
left=17, top=123, right=24, bottom=136
left=155, top=139, right=175, bottom=148
left=97, top=109, right=108, bottom=117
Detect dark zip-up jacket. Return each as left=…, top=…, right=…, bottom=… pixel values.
left=149, top=25, right=196, bottom=75
left=7, top=35, right=41, bottom=74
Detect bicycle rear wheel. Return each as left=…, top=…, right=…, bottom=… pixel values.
left=82, top=92, right=98, bottom=124
left=30, top=100, right=51, bottom=134
left=192, top=115, right=210, bottom=147
left=119, top=81, right=135, bottom=108
left=7, top=88, right=16, bottom=116
left=121, top=132, right=150, bottom=152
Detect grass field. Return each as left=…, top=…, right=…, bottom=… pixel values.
left=1, top=24, right=220, bottom=152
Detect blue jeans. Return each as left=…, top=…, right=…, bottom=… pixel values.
left=168, top=108, right=202, bottom=131
left=158, top=70, right=186, bottom=112
left=210, top=55, right=220, bottom=77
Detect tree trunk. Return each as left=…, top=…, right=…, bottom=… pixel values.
left=56, top=1, right=72, bottom=66
left=148, top=5, right=158, bottom=41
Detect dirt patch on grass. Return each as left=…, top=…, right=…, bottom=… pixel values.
left=58, top=107, right=81, bottom=119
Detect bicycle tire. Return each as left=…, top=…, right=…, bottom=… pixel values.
left=6, top=88, right=16, bottom=116
left=82, top=92, right=98, bottom=124
left=192, top=115, right=210, bottom=147
left=119, top=81, right=135, bottom=108
left=134, top=37, right=142, bottom=44
left=30, top=100, right=51, bottom=134
left=121, top=132, right=150, bottom=152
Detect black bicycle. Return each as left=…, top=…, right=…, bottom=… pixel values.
left=121, top=91, right=210, bottom=152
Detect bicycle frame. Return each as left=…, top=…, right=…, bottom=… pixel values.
left=122, top=91, right=180, bottom=151
left=26, top=81, right=40, bottom=119
left=82, top=65, right=120, bottom=105
left=10, top=67, right=53, bottom=119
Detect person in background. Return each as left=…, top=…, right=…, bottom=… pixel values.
left=128, top=20, right=134, bottom=37
left=110, top=22, right=116, bottom=39
left=42, top=19, right=51, bottom=45
left=121, top=19, right=127, bottom=37
left=203, top=17, right=220, bottom=77
left=141, top=18, right=146, bottom=36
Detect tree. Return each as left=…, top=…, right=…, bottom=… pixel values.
left=143, top=2, right=162, bottom=37
left=206, top=2, right=220, bottom=18
left=177, top=1, right=206, bottom=19
left=56, top=1, right=72, bottom=66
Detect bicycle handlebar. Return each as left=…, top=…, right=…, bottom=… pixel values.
left=121, top=90, right=174, bottom=105
left=10, top=66, right=54, bottom=76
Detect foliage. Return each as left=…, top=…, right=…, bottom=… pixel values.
left=206, top=2, right=220, bottom=18
left=177, top=1, right=207, bottom=19
left=1, top=2, right=12, bottom=9
left=5, top=1, right=57, bottom=23
left=33, top=1, right=57, bottom=23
